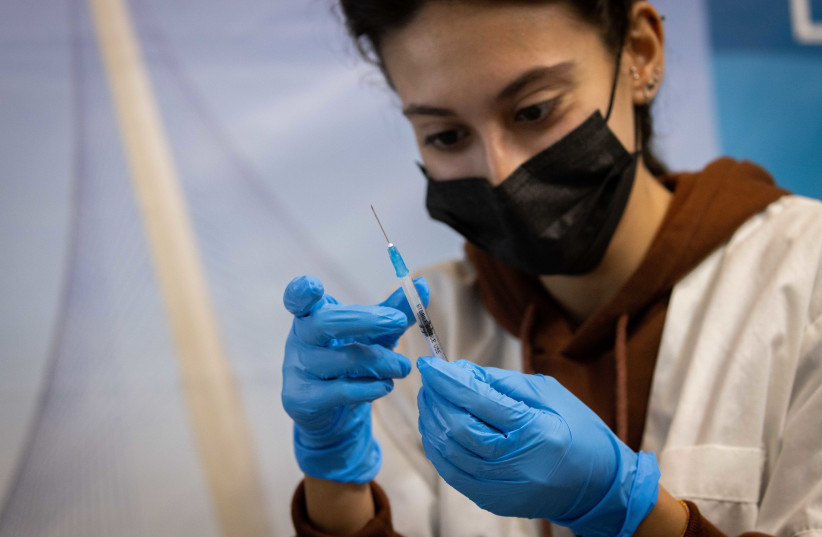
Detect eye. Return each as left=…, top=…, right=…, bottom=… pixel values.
left=514, top=99, right=557, bottom=124
left=423, top=128, right=470, bottom=150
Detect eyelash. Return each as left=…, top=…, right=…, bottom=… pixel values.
left=423, top=129, right=469, bottom=150
left=514, top=98, right=559, bottom=124
left=422, top=98, right=561, bottom=151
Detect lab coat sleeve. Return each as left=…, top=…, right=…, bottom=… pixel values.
left=649, top=196, right=822, bottom=537
left=750, top=238, right=822, bottom=537
left=681, top=325, right=822, bottom=537
left=685, top=258, right=822, bottom=537
left=754, top=310, right=822, bottom=536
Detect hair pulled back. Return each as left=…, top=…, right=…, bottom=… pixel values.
left=337, top=0, right=667, bottom=176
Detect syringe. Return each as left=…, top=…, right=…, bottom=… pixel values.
left=371, top=205, right=448, bottom=361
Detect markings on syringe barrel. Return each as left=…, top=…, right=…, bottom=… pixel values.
left=415, top=304, right=444, bottom=355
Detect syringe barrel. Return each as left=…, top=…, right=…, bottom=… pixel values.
left=399, top=275, right=448, bottom=361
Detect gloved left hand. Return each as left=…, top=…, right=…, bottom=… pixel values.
left=282, top=275, right=428, bottom=483
left=416, top=356, right=660, bottom=537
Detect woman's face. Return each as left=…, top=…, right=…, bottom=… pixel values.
left=381, top=1, right=639, bottom=185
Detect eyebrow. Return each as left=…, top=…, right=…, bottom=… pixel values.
left=402, top=62, right=576, bottom=118
left=495, top=62, right=575, bottom=103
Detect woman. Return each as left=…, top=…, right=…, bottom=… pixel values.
left=281, top=1, right=822, bottom=536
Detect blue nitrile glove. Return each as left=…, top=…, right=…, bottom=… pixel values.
left=281, top=275, right=429, bottom=483
left=416, top=356, right=660, bottom=537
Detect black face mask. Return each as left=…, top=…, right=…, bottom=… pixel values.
left=423, top=54, right=639, bottom=275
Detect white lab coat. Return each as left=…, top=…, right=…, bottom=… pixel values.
left=373, top=195, right=822, bottom=537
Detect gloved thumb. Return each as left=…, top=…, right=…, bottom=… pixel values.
left=378, top=277, right=429, bottom=325
left=417, top=356, right=534, bottom=434
left=479, top=366, right=571, bottom=412
left=283, top=275, right=326, bottom=317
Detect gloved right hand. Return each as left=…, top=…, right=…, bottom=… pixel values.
left=281, top=275, right=428, bottom=483
left=416, top=357, right=659, bottom=537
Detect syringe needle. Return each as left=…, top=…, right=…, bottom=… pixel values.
left=371, top=204, right=448, bottom=361
left=371, top=205, right=391, bottom=245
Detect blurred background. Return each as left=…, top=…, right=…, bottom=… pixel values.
left=0, top=0, right=819, bottom=535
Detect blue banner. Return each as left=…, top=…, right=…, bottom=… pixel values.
left=708, top=0, right=822, bottom=198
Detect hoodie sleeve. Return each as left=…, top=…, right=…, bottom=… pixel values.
left=291, top=481, right=403, bottom=537
left=681, top=501, right=773, bottom=537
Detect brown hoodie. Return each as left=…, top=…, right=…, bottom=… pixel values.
left=292, top=158, right=787, bottom=537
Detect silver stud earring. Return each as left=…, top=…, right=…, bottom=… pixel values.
left=644, top=67, right=661, bottom=102
left=646, top=67, right=661, bottom=90
left=630, top=66, right=640, bottom=81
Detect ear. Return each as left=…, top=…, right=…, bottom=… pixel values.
left=625, top=2, right=665, bottom=105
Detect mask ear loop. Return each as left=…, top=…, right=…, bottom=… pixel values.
left=603, top=38, right=625, bottom=123
left=633, top=107, right=642, bottom=157
left=603, top=37, right=643, bottom=158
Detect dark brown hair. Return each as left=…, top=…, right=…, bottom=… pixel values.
left=337, top=0, right=667, bottom=176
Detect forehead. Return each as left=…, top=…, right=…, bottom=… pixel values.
left=380, top=2, right=607, bottom=104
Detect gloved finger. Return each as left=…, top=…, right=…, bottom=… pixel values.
left=308, top=377, right=396, bottom=409
left=378, top=277, right=430, bottom=325
left=419, top=406, right=517, bottom=481
left=420, top=427, right=481, bottom=491
left=417, top=356, right=533, bottom=434
left=422, top=428, right=498, bottom=508
left=416, top=383, right=449, bottom=433
left=368, top=278, right=430, bottom=349
left=284, top=275, right=330, bottom=317
left=294, top=304, right=408, bottom=346
left=298, top=340, right=412, bottom=380
left=418, top=382, right=517, bottom=460
left=421, top=430, right=526, bottom=519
